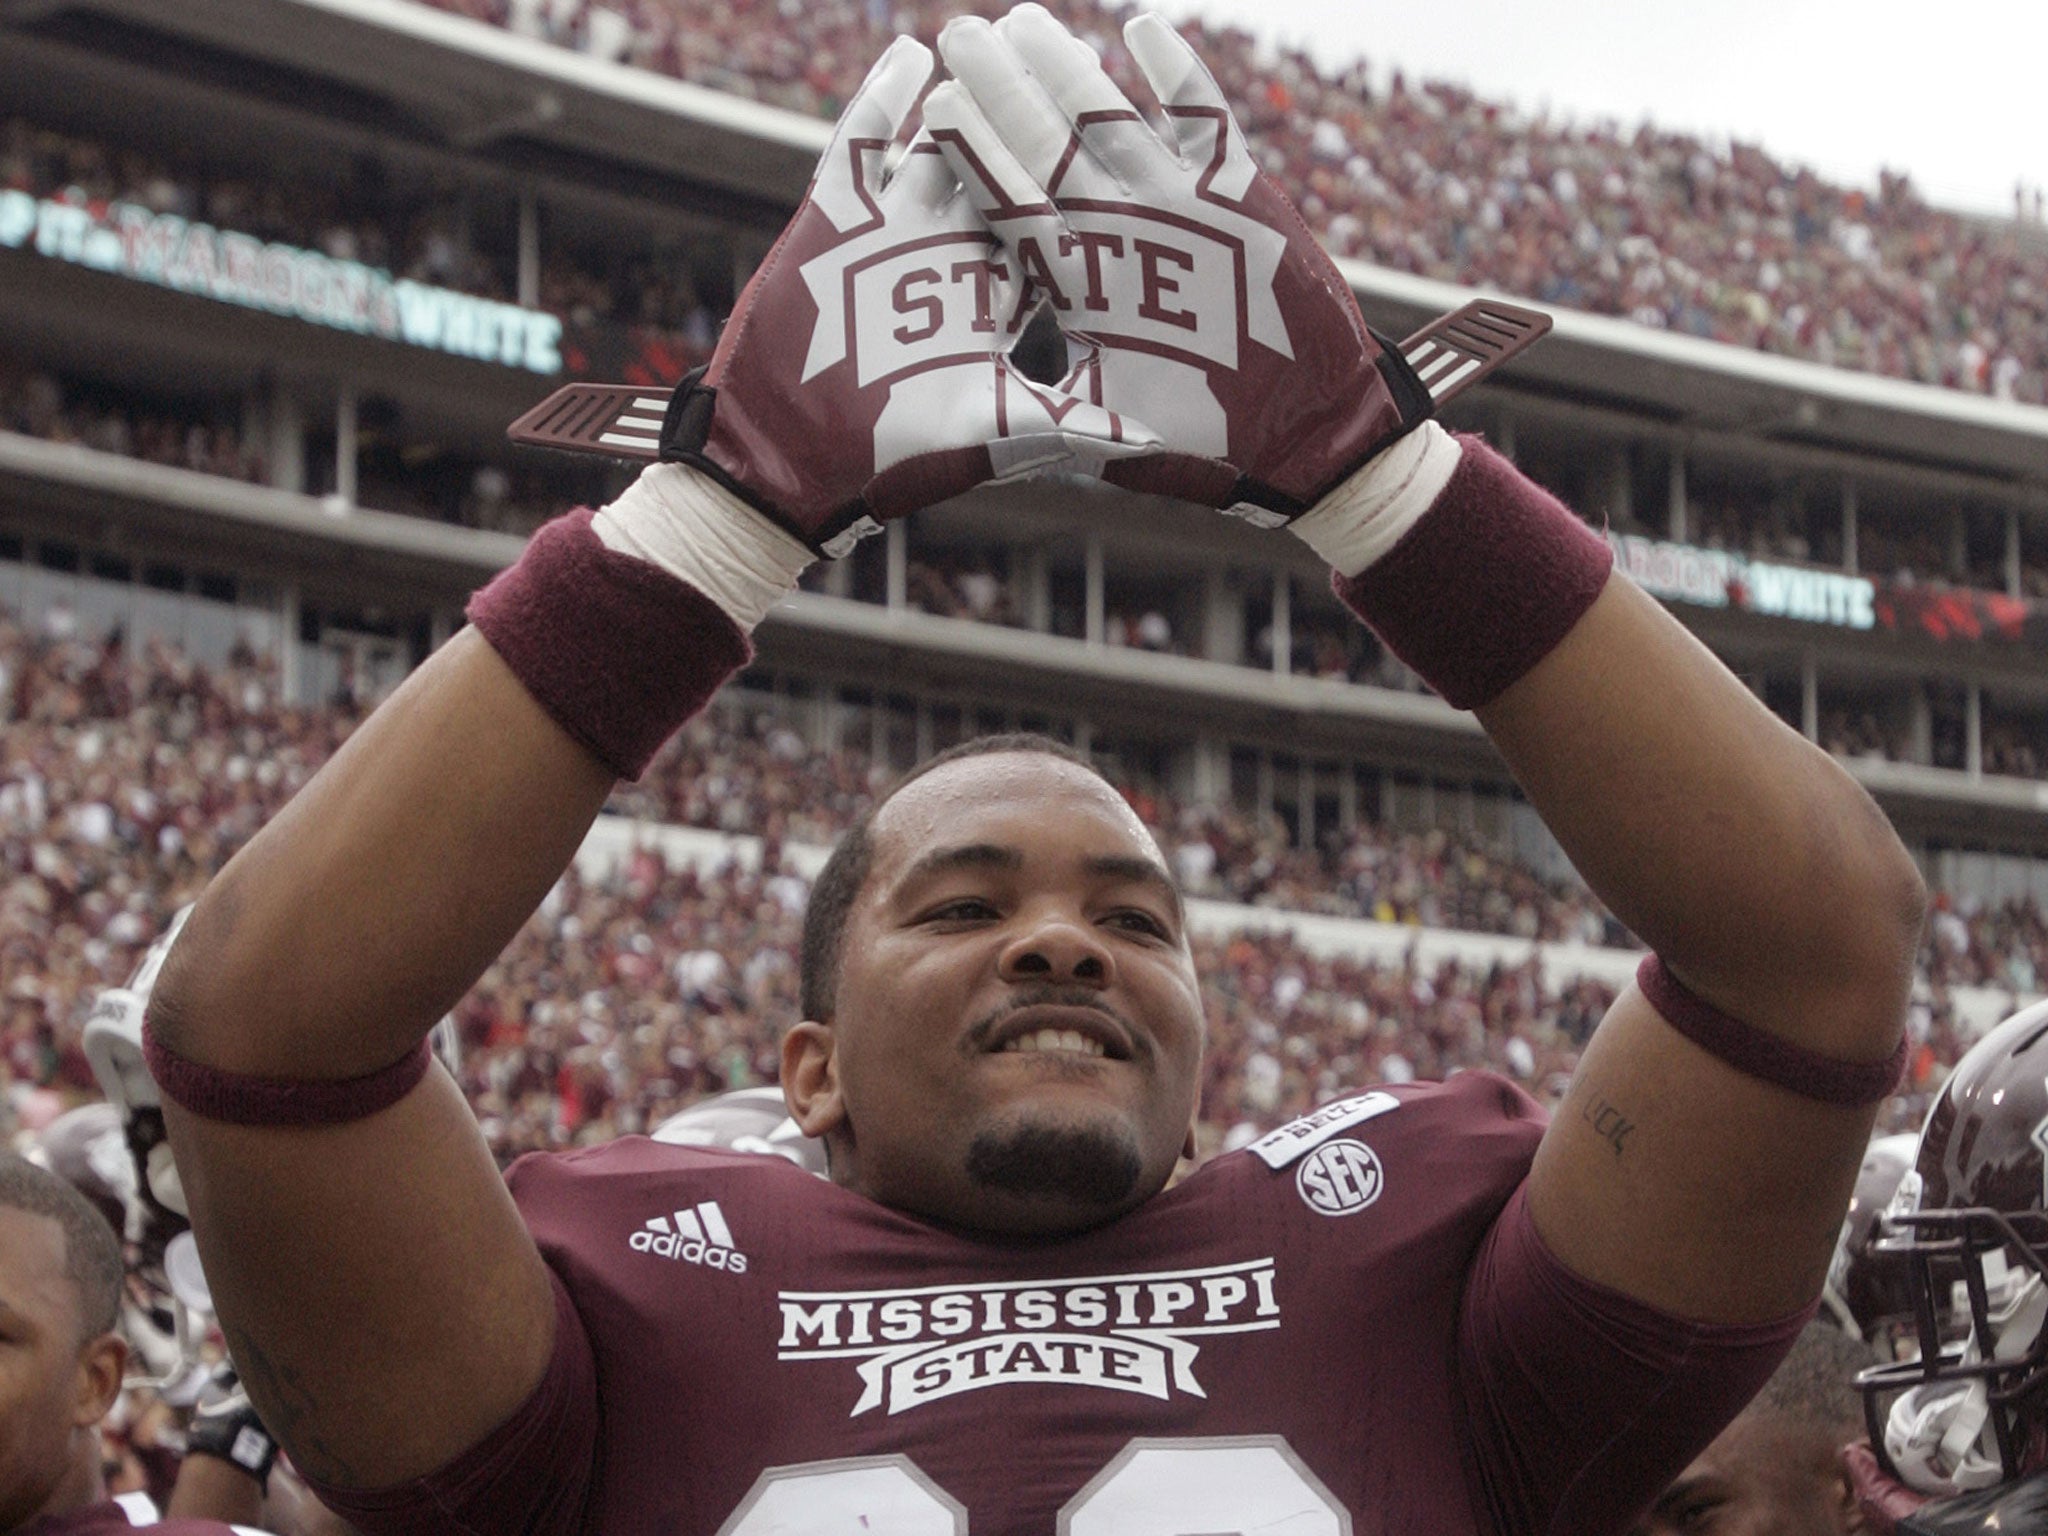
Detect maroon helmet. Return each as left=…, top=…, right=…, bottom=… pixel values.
left=1859, top=999, right=2048, bottom=1494
left=31, top=1102, right=131, bottom=1237
left=1824, top=1133, right=1920, bottom=1353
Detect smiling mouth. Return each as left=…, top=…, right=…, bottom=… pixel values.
left=974, top=997, right=1136, bottom=1063
left=999, top=1028, right=1109, bottom=1059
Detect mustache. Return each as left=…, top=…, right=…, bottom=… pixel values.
left=963, top=987, right=1139, bottom=1056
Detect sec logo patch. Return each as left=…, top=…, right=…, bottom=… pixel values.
left=1295, top=1139, right=1384, bottom=1216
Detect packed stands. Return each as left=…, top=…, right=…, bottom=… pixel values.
left=0, top=356, right=268, bottom=487
left=0, top=611, right=2000, bottom=1173
left=410, top=0, right=2048, bottom=405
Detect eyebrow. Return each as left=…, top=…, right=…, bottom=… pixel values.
left=892, top=845, right=1185, bottom=924
left=895, top=843, right=1025, bottom=892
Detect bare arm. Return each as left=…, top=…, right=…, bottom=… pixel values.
left=164, top=1443, right=264, bottom=1526
left=1483, top=576, right=1925, bottom=1322
left=150, top=630, right=616, bottom=1486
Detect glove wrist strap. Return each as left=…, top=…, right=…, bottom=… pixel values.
left=1333, top=435, right=1613, bottom=710
left=592, top=464, right=812, bottom=633
left=1291, top=421, right=1462, bottom=576
left=185, top=1406, right=282, bottom=1492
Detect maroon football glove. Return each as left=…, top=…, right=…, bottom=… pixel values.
left=925, top=6, right=1540, bottom=525
left=653, top=37, right=1154, bottom=556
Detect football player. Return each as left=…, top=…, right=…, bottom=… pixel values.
left=0, top=1154, right=260, bottom=1536
left=1632, top=1323, right=1876, bottom=1535
left=141, top=10, right=1924, bottom=1534
left=1839, top=1000, right=2048, bottom=1533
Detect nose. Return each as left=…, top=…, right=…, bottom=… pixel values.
left=998, top=911, right=1112, bottom=987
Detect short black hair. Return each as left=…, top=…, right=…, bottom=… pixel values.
left=799, top=733, right=1104, bottom=1021
left=1752, top=1321, right=1875, bottom=1437
left=0, top=1152, right=124, bottom=1340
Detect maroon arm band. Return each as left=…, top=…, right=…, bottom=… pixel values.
left=466, top=506, right=753, bottom=780
left=1333, top=435, right=1614, bottom=710
left=1637, top=955, right=1908, bottom=1106
left=143, top=1021, right=433, bottom=1127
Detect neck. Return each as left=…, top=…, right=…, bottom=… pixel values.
left=7, top=1437, right=106, bottom=1534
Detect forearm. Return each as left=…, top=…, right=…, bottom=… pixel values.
left=150, top=629, right=616, bottom=1076
left=166, top=1445, right=267, bottom=1526
left=149, top=464, right=786, bottom=1078
left=1319, top=431, right=1922, bottom=1055
left=1477, top=577, right=1922, bottom=1052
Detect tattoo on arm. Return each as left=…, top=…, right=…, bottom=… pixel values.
left=1570, top=1076, right=1636, bottom=1160
left=221, top=1319, right=362, bottom=1488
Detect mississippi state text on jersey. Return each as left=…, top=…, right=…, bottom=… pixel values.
left=316, top=1074, right=1804, bottom=1536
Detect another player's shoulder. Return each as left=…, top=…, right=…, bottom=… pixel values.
left=23, top=1501, right=263, bottom=1535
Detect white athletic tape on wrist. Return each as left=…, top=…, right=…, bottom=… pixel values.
left=1289, top=421, right=1463, bottom=578
left=592, top=463, right=814, bottom=632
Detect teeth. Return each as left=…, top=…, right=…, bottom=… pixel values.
left=1000, top=1028, right=1106, bottom=1058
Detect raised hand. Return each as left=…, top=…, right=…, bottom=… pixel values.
left=512, top=36, right=1156, bottom=557
left=925, top=6, right=1539, bottom=524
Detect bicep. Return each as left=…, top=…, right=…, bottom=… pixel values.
left=166, top=1063, right=559, bottom=1490
left=1524, top=983, right=1877, bottom=1324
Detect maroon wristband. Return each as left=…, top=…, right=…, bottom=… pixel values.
left=1334, top=435, right=1613, bottom=710
left=143, top=1021, right=433, bottom=1127
left=1636, top=955, right=1908, bottom=1106
left=466, top=507, right=753, bottom=780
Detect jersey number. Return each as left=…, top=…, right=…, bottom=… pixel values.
left=717, top=1436, right=1349, bottom=1534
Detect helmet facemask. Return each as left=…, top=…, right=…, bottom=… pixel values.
left=1860, top=1204, right=2048, bottom=1493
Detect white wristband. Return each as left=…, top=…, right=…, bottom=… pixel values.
left=1289, top=420, right=1463, bottom=578
left=591, top=464, right=814, bottom=632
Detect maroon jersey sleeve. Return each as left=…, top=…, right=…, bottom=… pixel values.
left=1457, top=1182, right=1813, bottom=1534
left=301, top=1267, right=599, bottom=1536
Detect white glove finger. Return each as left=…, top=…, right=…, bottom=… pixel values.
left=812, top=36, right=934, bottom=233
left=883, top=127, right=965, bottom=220
left=937, top=17, right=1077, bottom=189
left=925, top=81, right=1068, bottom=228
left=1123, top=12, right=1260, bottom=200
left=997, top=4, right=1178, bottom=192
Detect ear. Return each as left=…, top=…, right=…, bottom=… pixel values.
left=72, top=1330, right=127, bottom=1429
left=783, top=1021, right=847, bottom=1141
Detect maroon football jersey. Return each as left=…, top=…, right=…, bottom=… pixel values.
left=318, top=1074, right=1805, bottom=1536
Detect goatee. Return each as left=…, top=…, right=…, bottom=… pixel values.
left=965, top=1121, right=1143, bottom=1209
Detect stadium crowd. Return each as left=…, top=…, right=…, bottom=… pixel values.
left=411, top=0, right=2048, bottom=405
left=0, top=356, right=268, bottom=488
left=0, top=605, right=2007, bottom=1189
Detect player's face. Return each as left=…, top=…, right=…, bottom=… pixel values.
left=1630, top=1411, right=1858, bottom=1536
left=799, top=753, right=1204, bottom=1236
left=0, top=1209, right=112, bottom=1525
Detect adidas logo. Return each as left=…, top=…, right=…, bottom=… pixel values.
left=629, top=1201, right=749, bottom=1273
